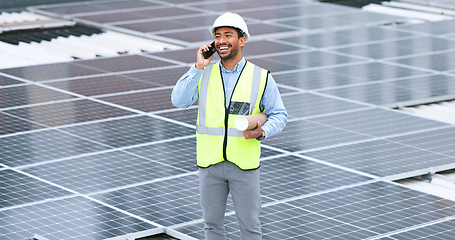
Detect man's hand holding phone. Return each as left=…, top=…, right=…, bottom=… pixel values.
left=195, top=42, right=215, bottom=69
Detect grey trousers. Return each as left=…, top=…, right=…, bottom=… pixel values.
left=199, top=161, right=262, bottom=240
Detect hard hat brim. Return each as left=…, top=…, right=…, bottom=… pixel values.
left=209, top=25, right=250, bottom=42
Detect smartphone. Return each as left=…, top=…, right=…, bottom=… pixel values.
left=203, top=41, right=216, bottom=59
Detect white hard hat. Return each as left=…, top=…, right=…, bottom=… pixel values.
left=209, top=12, right=250, bottom=42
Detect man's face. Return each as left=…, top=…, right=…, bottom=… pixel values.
left=214, top=27, right=246, bottom=61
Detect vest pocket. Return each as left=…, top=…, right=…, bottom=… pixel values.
left=229, top=101, right=250, bottom=115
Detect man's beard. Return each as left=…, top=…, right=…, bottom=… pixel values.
left=218, top=44, right=239, bottom=60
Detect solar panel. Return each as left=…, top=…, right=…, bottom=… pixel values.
left=0, top=169, right=72, bottom=208
left=275, top=26, right=416, bottom=48
left=274, top=62, right=432, bottom=90
left=0, top=112, right=47, bottom=135
left=0, top=62, right=104, bottom=81
left=389, top=127, right=455, bottom=157
left=237, top=2, right=358, bottom=20
left=184, top=0, right=304, bottom=12
left=91, top=174, right=204, bottom=227
left=0, top=196, right=161, bottom=240
left=0, top=74, right=24, bottom=86
left=2, top=0, right=455, bottom=239
left=22, top=149, right=187, bottom=194
left=318, top=80, right=429, bottom=106
left=5, top=99, right=135, bottom=127
left=259, top=155, right=373, bottom=201
left=98, top=88, right=175, bottom=112
left=308, top=108, right=449, bottom=138
left=248, top=50, right=367, bottom=72
left=113, top=15, right=217, bottom=34
left=0, top=129, right=110, bottom=167
left=377, top=218, right=455, bottom=240
left=155, top=22, right=299, bottom=44
left=331, top=36, right=455, bottom=60
left=90, top=154, right=372, bottom=228
left=123, top=137, right=198, bottom=172
left=0, top=85, right=76, bottom=109
left=79, top=7, right=202, bottom=25
left=318, top=74, right=455, bottom=106
left=147, top=40, right=306, bottom=64
left=282, top=92, right=369, bottom=119
left=396, top=0, right=455, bottom=11
left=263, top=119, right=372, bottom=152
left=173, top=181, right=455, bottom=239
left=302, top=137, right=455, bottom=179
left=120, top=66, right=190, bottom=87
left=58, top=115, right=195, bottom=148
left=394, top=19, right=455, bottom=36
left=44, top=74, right=161, bottom=96
left=274, top=11, right=405, bottom=31
left=155, top=107, right=198, bottom=126
left=388, top=50, right=455, bottom=72
left=73, top=55, right=178, bottom=73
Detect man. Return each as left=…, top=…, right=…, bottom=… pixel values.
left=171, top=12, right=287, bottom=240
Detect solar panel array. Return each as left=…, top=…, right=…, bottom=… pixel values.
left=1, top=0, right=455, bottom=239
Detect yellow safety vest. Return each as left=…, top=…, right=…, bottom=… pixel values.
left=196, top=61, right=268, bottom=170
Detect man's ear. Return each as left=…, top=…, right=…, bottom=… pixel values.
left=239, top=37, right=246, bottom=47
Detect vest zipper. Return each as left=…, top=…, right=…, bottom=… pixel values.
left=222, top=106, right=229, bottom=161
left=221, top=62, right=247, bottom=162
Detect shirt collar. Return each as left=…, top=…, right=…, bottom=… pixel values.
left=220, top=57, right=246, bottom=73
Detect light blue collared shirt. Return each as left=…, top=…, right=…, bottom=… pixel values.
left=171, top=57, right=287, bottom=139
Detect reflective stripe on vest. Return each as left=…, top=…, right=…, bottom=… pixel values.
left=196, top=61, right=267, bottom=170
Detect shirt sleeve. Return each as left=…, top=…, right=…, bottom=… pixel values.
left=171, top=64, right=203, bottom=108
left=260, top=74, right=288, bottom=139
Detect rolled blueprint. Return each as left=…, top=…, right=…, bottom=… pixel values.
left=235, top=113, right=268, bottom=131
